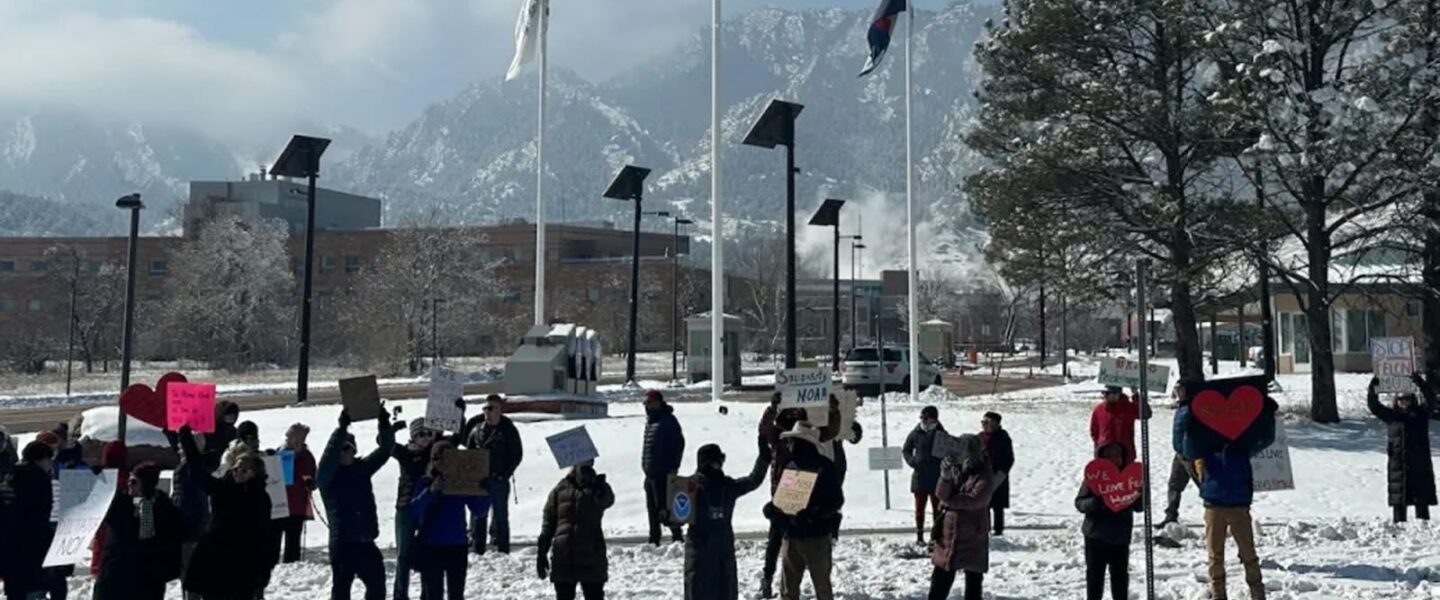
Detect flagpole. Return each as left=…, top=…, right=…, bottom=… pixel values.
left=534, top=0, right=548, bottom=327
left=710, top=0, right=724, bottom=402
left=905, top=2, right=920, bottom=400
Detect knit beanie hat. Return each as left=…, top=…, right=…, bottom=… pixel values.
left=409, top=419, right=432, bottom=438
left=35, top=431, right=61, bottom=447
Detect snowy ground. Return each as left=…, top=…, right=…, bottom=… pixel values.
left=33, top=368, right=1440, bottom=598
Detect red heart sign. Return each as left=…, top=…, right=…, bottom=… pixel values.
left=155, top=372, right=188, bottom=407
left=1191, top=385, right=1263, bottom=440
left=1084, top=459, right=1144, bottom=512
left=119, top=384, right=167, bottom=429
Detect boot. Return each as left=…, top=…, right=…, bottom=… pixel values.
left=759, top=572, right=774, bottom=599
left=1156, top=516, right=1177, bottom=530
left=916, top=528, right=926, bottom=545
left=1249, top=585, right=1266, bottom=600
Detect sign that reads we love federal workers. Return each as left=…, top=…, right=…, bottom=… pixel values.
left=776, top=368, right=831, bottom=409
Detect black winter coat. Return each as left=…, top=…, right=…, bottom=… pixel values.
left=1368, top=380, right=1438, bottom=507
left=684, top=453, right=769, bottom=600
left=1075, top=482, right=1141, bottom=547
left=317, top=423, right=394, bottom=544
left=771, top=450, right=844, bottom=539
left=903, top=424, right=946, bottom=494
left=642, top=406, right=686, bottom=478
left=94, top=490, right=187, bottom=599
left=392, top=444, right=431, bottom=510
left=172, top=450, right=221, bottom=543
left=1, top=462, right=53, bottom=597
left=539, top=469, right=616, bottom=584
left=984, top=429, right=1015, bottom=509
left=469, top=416, right=524, bottom=478
left=180, top=431, right=273, bottom=599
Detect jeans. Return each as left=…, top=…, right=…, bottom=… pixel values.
left=330, top=541, right=386, bottom=600
left=779, top=536, right=833, bottom=600
left=1394, top=504, right=1432, bottom=523
left=644, top=475, right=683, bottom=545
left=1205, top=507, right=1264, bottom=600
left=281, top=516, right=306, bottom=563
left=1163, top=455, right=1196, bottom=522
left=554, top=581, right=605, bottom=600
left=762, top=518, right=785, bottom=582
left=394, top=509, right=418, bottom=600
left=419, top=544, right=468, bottom=600
left=928, top=567, right=982, bottom=600
left=1084, top=538, right=1129, bottom=600
left=470, top=477, right=512, bottom=554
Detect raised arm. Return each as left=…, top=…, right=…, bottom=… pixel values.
left=732, top=435, right=775, bottom=498
left=1367, top=377, right=1398, bottom=423
left=361, top=413, right=399, bottom=476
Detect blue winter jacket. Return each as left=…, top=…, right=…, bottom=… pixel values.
left=1174, top=405, right=1277, bottom=508
left=408, top=480, right=492, bottom=547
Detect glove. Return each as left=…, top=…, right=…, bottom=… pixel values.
left=1369, top=376, right=1379, bottom=391
left=391, top=420, right=408, bottom=434
left=455, top=398, right=467, bottom=409
left=338, top=410, right=352, bottom=428
left=537, top=554, right=549, bottom=580
left=762, top=502, right=786, bottom=521
left=1412, top=372, right=1427, bottom=386
left=757, top=435, right=772, bottom=462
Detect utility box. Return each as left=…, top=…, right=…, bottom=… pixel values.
left=505, top=324, right=600, bottom=397
left=919, top=320, right=955, bottom=368
left=686, top=313, right=743, bottom=386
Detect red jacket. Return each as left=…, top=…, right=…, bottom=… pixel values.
left=285, top=447, right=318, bottom=519
left=1090, top=397, right=1145, bottom=462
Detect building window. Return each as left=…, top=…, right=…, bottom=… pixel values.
left=587, top=289, right=601, bottom=302
left=1335, top=308, right=1386, bottom=353
left=344, top=257, right=363, bottom=273
left=0, top=299, right=13, bottom=312
left=503, top=288, right=522, bottom=303
left=27, top=299, right=42, bottom=312
left=29, top=261, right=48, bottom=272
left=86, top=261, right=102, bottom=273
left=0, top=261, right=13, bottom=272
left=321, top=256, right=336, bottom=272
left=148, top=260, right=168, bottom=276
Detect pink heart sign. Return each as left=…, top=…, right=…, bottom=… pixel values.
left=1084, top=459, right=1143, bottom=512
left=1191, top=384, right=1263, bottom=441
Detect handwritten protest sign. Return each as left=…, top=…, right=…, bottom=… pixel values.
left=1084, top=459, right=1144, bottom=512
left=931, top=429, right=963, bottom=459
left=166, top=382, right=216, bottom=432
left=439, top=448, right=490, bottom=496
left=426, top=367, right=466, bottom=432
left=546, top=426, right=599, bottom=469
left=667, top=475, right=697, bottom=525
left=777, top=368, right=832, bottom=410
left=263, top=455, right=289, bottom=520
left=868, top=446, right=904, bottom=471
left=1098, top=357, right=1171, bottom=394
left=279, top=450, right=296, bottom=486
left=339, top=375, right=383, bottom=421
left=44, top=469, right=118, bottom=567
left=1371, top=337, right=1417, bottom=394
left=1251, top=424, right=1295, bottom=492
left=772, top=469, right=818, bottom=515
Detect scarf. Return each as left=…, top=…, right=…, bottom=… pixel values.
left=135, top=497, right=157, bottom=540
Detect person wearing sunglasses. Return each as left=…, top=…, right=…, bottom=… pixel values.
left=392, top=416, right=440, bottom=600
left=317, top=408, right=398, bottom=600
left=466, top=394, right=524, bottom=555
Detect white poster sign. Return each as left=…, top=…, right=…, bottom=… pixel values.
left=1098, top=356, right=1171, bottom=393
left=263, top=455, right=290, bottom=520
left=868, top=446, right=904, bottom=471
left=44, top=469, right=118, bottom=567
left=1371, top=337, right=1417, bottom=395
left=1251, top=425, right=1295, bottom=493
left=545, top=426, right=599, bottom=469
left=777, top=368, right=832, bottom=410
left=426, top=367, right=467, bottom=432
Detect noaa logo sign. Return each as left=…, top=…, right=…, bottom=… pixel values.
left=672, top=491, right=693, bottom=522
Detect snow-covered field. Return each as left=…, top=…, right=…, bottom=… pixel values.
left=31, top=368, right=1440, bottom=598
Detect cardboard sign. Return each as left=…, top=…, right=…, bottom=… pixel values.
left=120, top=383, right=167, bottom=429
left=263, top=455, right=289, bottom=520
left=1251, top=424, right=1295, bottom=492
left=1084, top=459, right=1144, bottom=512
left=930, top=429, right=963, bottom=459
left=279, top=450, right=296, bottom=486
left=545, top=426, right=599, bottom=469
left=166, top=382, right=217, bottom=433
left=1371, top=337, right=1417, bottom=394
left=772, top=469, right=818, bottom=515
left=667, top=475, right=697, bottom=525
left=1190, top=379, right=1265, bottom=441
left=44, top=469, right=119, bottom=567
left=868, top=446, right=904, bottom=471
left=438, top=448, right=490, bottom=496
left=1098, top=357, right=1171, bottom=393
left=777, top=368, right=832, bottom=409
left=426, top=367, right=467, bottom=432
left=339, top=375, right=383, bottom=421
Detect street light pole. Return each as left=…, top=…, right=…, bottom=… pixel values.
left=604, top=165, right=653, bottom=384
left=270, top=135, right=331, bottom=404
left=431, top=298, right=445, bottom=366
left=808, top=200, right=846, bottom=373
left=65, top=254, right=78, bottom=397
left=115, top=193, right=143, bottom=444
left=671, top=217, right=694, bottom=382
left=743, top=99, right=804, bottom=369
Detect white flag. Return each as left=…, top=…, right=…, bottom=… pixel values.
left=505, top=0, right=547, bottom=81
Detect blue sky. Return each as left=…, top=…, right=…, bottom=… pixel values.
left=0, top=0, right=904, bottom=143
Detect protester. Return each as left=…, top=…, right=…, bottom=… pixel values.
left=279, top=423, right=318, bottom=563
left=466, top=394, right=524, bottom=555
left=0, top=424, right=18, bottom=478
left=94, top=463, right=186, bottom=600
left=1075, top=444, right=1143, bottom=600
left=757, top=396, right=840, bottom=598
left=1091, top=386, right=1151, bottom=463
left=642, top=389, right=686, bottom=546
left=537, top=460, right=616, bottom=600
left=684, top=437, right=771, bottom=600
left=980, top=412, right=1013, bottom=536
left=223, top=420, right=263, bottom=473
left=47, top=424, right=93, bottom=597
left=211, top=401, right=242, bottom=452
left=1367, top=373, right=1437, bottom=523
left=179, top=426, right=273, bottom=600
left=903, top=405, right=946, bottom=545
left=2, top=441, right=56, bottom=600
left=1160, top=382, right=1197, bottom=528
left=928, top=434, right=1000, bottom=600
left=53, top=419, right=87, bottom=470
left=409, top=440, right=490, bottom=600
left=391, top=418, right=441, bottom=600
left=172, top=430, right=220, bottom=600
left=762, top=421, right=844, bottom=600
left=1175, top=387, right=1277, bottom=600
left=318, top=409, right=398, bottom=600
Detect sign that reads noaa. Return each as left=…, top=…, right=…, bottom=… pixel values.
left=777, top=368, right=832, bottom=409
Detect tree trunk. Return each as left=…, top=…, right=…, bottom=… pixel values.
left=1305, top=199, right=1340, bottom=423
left=1423, top=0, right=1440, bottom=381
left=1169, top=229, right=1205, bottom=382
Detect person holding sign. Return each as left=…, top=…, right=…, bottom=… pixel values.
left=409, top=441, right=493, bottom=600
left=762, top=421, right=844, bottom=600
left=1366, top=373, right=1437, bottom=523
left=641, top=390, right=687, bottom=546
left=94, top=463, right=186, bottom=600
left=317, top=409, right=399, bottom=600
left=980, top=412, right=1013, bottom=536
left=537, top=460, right=616, bottom=600
left=391, top=417, right=456, bottom=600
left=683, top=436, right=772, bottom=600
left=1075, top=444, right=1143, bottom=600
left=177, top=426, right=273, bottom=600
left=1, top=441, right=56, bottom=600
left=903, top=405, right=947, bottom=546
left=464, top=394, right=525, bottom=555
left=278, top=423, right=318, bottom=564
left=1090, top=387, right=1151, bottom=464
left=928, top=434, right=1001, bottom=600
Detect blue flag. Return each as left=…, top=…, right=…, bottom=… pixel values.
left=860, top=0, right=907, bottom=76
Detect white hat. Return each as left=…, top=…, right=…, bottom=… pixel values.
left=779, top=421, right=834, bottom=461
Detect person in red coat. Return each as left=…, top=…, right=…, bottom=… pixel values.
left=1090, top=387, right=1151, bottom=463
left=279, top=423, right=318, bottom=563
